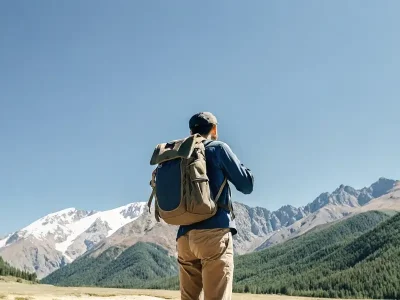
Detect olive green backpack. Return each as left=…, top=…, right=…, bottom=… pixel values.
left=147, top=134, right=233, bottom=225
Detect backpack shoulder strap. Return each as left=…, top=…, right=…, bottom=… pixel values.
left=215, top=178, right=227, bottom=203
left=215, top=178, right=236, bottom=220
left=147, top=168, right=161, bottom=222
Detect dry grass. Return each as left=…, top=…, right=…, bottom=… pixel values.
left=0, top=276, right=33, bottom=285
left=84, top=294, right=117, bottom=298
left=0, top=281, right=366, bottom=300
left=0, top=295, right=6, bottom=299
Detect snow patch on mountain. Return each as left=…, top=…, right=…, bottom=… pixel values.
left=20, top=208, right=93, bottom=242
left=55, top=203, right=146, bottom=256
left=0, top=235, right=10, bottom=248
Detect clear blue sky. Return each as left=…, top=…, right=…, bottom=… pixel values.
left=1, top=1, right=399, bottom=236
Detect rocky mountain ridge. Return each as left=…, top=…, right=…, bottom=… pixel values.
left=256, top=178, right=400, bottom=250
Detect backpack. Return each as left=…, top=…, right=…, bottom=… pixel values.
left=147, top=134, right=229, bottom=226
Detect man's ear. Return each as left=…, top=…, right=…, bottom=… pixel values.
left=211, top=125, right=215, bottom=134
left=211, top=124, right=218, bottom=138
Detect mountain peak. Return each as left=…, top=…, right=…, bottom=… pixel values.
left=373, top=177, right=396, bottom=184
left=51, top=207, right=76, bottom=214
left=369, top=177, right=398, bottom=198
left=118, top=202, right=147, bottom=219
left=305, top=177, right=397, bottom=213
left=277, top=204, right=297, bottom=210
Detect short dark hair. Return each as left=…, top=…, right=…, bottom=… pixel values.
left=191, top=124, right=214, bottom=136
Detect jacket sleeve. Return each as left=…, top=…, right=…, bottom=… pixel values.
left=218, top=143, right=254, bottom=194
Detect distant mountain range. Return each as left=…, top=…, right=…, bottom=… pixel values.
left=1, top=177, right=399, bottom=279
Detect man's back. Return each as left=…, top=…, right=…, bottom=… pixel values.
left=177, top=139, right=254, bottom=240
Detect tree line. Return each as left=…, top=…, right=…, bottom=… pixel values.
left=0, top=256, right=37, bottom=282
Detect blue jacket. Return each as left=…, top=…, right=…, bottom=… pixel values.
left=177, top=140, right=254, bottom=239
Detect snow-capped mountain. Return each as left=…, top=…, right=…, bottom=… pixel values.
left=0, top=202, right=146, bottom=278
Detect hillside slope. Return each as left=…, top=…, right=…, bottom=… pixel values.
left=234, top=210, right=400, bottom=299
left=41, top=242, right=178, bottom=288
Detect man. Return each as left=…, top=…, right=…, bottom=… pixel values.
left=177, top=112, right=254, bottom=300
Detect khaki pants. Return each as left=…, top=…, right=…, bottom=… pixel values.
left=177, top=228, right=234, bottom=300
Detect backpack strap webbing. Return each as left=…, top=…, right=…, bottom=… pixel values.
left=215, top=178, right=236, bottom=220
left=147, top=187, right=155, bottom=212
left=214, top=178, right=227, bottom=203
left=154, top=200, right=161, bottom=222
left=147, top=168, right=161, bottom=222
